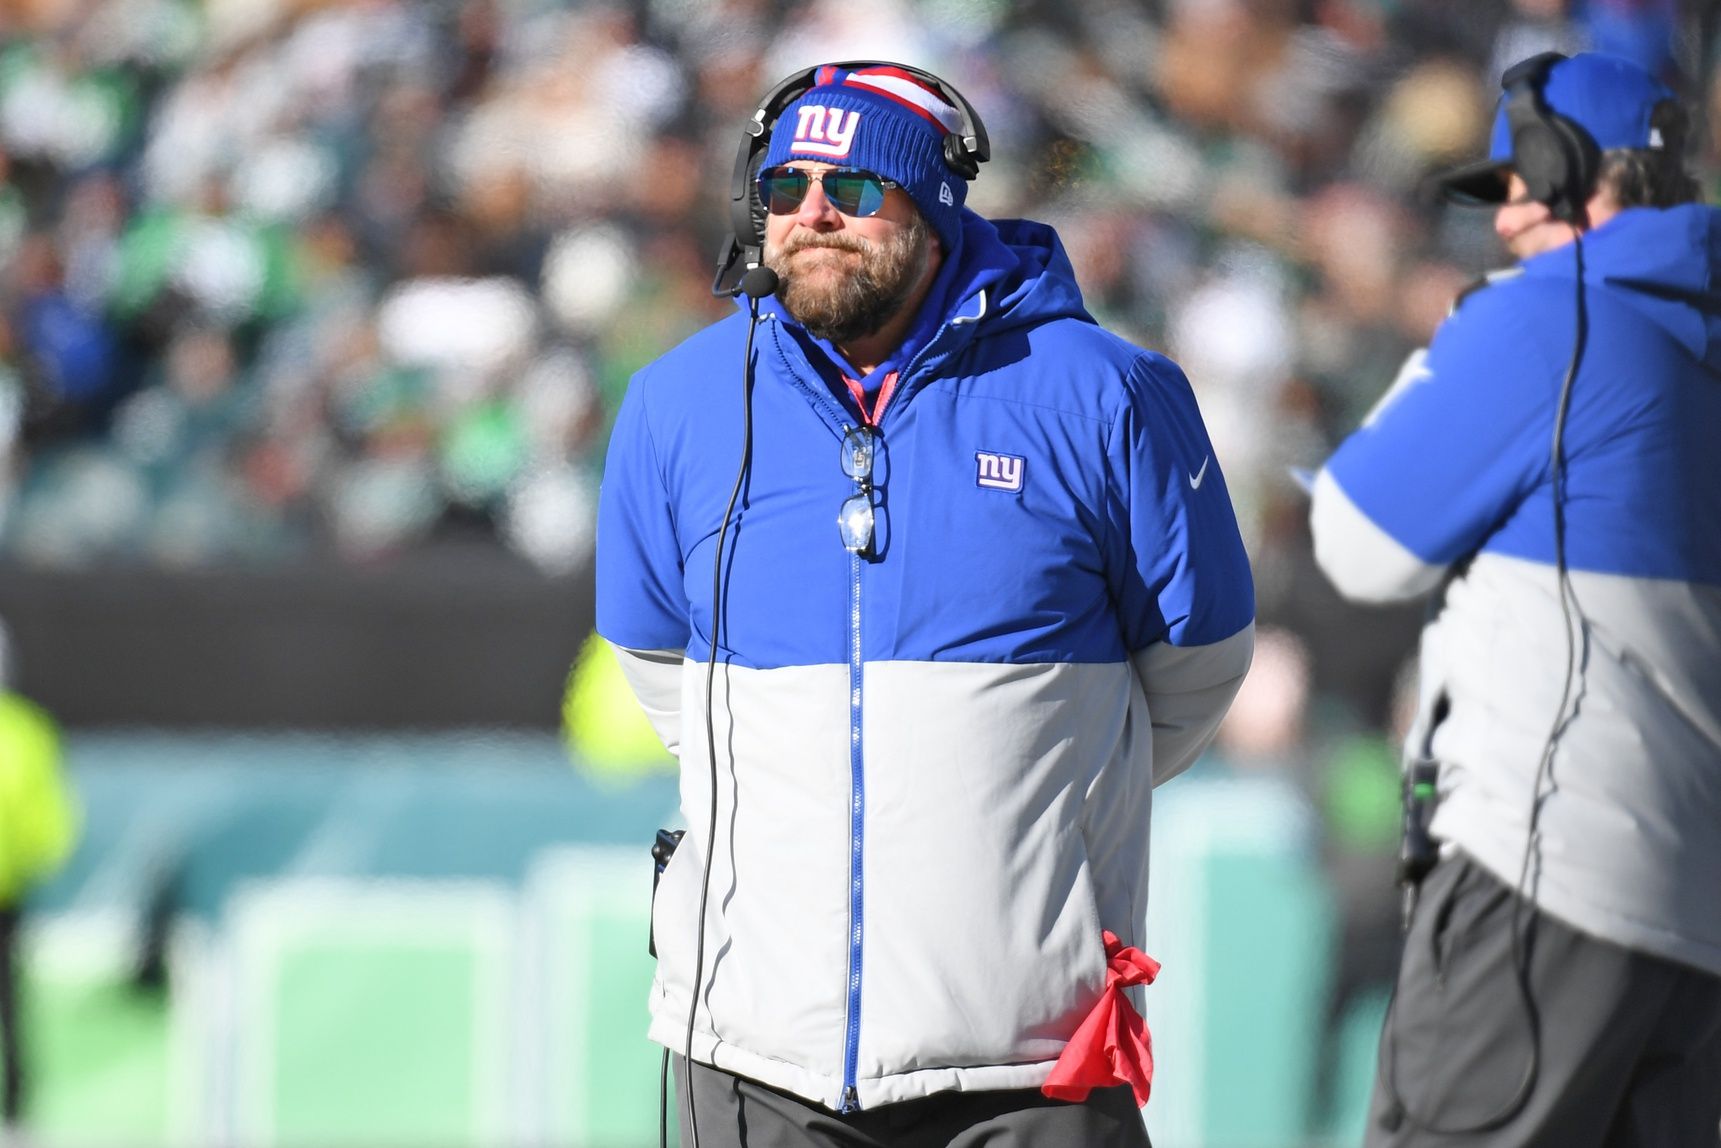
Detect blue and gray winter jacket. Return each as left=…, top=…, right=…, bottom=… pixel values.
left=598, top=212, right=1255, bottom=1109
left=1312, top=203, right=1721, bottom=978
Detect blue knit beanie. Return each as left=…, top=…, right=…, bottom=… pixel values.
left=761, top=64, right=968, bottom=252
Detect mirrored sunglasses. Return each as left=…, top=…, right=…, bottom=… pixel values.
left=838, top=425, right=878, bottom=555
left=759, top=166, right=900, bottom=218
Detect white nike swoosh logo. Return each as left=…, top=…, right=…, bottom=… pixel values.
left=1188, top=456, right=1210, bottom=489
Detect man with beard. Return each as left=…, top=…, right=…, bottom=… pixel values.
left=597, top=63, right=1254, bottom=1148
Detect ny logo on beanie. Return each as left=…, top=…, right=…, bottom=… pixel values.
left=792, top=106, right=860, bottom=158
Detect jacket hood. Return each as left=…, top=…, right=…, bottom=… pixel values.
left=1523, top=203, right=1721, bottom=371
left=947, top=213, right=1095, bottom=334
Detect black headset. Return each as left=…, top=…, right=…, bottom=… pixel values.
left=711, top=61, right=992, bottom=298
left=1501, top=52, right=1600, bottom=225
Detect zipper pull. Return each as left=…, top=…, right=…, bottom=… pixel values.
left=839, top=1084, right=860, bottom=1114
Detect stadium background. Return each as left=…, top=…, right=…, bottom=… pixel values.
left=1, top=0, right=1714, bottom=1144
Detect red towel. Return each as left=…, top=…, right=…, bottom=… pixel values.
left=1041, top=930, right=1160, bottom=1107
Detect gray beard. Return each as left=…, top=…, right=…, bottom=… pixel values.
left=765, top=213, right=931, bottom=345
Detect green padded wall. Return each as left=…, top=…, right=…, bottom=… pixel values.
left=229, top=882, right=513, bottom=1147
left=530, top=847, right=673, bottom=1148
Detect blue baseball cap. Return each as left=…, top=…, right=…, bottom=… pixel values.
left=1439, top=52, right=1678, bottom=205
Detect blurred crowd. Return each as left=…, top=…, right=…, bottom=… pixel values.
left=0, top=0, right=1704, bottom=577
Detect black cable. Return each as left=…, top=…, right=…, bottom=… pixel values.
left=672, top=293, right=764, bottom=1148
left=660, top=1047, right=671, bottom=1148
left=1380, top=234, right=1589, bottom=1136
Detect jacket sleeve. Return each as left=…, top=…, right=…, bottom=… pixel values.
left=1107, top=354, right=1257, bottom=786
left=1129, top=627, right=1255, bottom=785
left=1311, top=285, right=1558, bottom=603
left=612, top=645, right=684, bottom=757
left=596, top=372, right=690, bottom=750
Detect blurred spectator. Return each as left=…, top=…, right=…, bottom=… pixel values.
left=10, top=232, right=122, bottom=437
left=1212, top=624, right=1316, bottom=782
left=561, top=632, right=674, bottom=782
left=0, top=616, right=80, bottom=1137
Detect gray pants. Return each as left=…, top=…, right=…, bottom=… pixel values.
left=673, top=1057, right=1150, bottom=1148
left=1368, top=854, right=1721, bottom=1147
left=0, top=908, right=20, bottom=1125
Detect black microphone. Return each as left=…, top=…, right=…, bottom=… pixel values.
left=740, top=265, right=779, bottom=299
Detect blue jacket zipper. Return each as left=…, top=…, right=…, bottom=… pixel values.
left=765, top=312, right=877, bottom=1116
left=769, top=309, right=994, bottom=1114
left=840, top=463, right=866, bottom=1114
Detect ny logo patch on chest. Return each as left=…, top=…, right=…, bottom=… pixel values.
left=975, top=451, right=1025, bottom=492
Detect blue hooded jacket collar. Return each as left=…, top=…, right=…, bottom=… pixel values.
left=745, top=209, right=1096, bottom=406
left=1520, top=203, right=1721, bottom=372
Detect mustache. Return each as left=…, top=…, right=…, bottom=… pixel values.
left=778, top=233, right=870, bottom=257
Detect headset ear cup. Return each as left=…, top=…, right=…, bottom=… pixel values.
left=725, top=128, right=765, bottom=267
left=942, top=133, right=977, bottom=181
left=1516, top=115, right=1597, bottom=222
left=745, top=149, right=769, bottom=247
left=1551, top=113, right=1600, bottom=209
left=1512, top=122, right=1569, bottom=211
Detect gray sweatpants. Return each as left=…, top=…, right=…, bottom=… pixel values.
left=673, top=1057, right=1150, bottom=1148
left=1367, top=854, right=1721, bottom=1147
